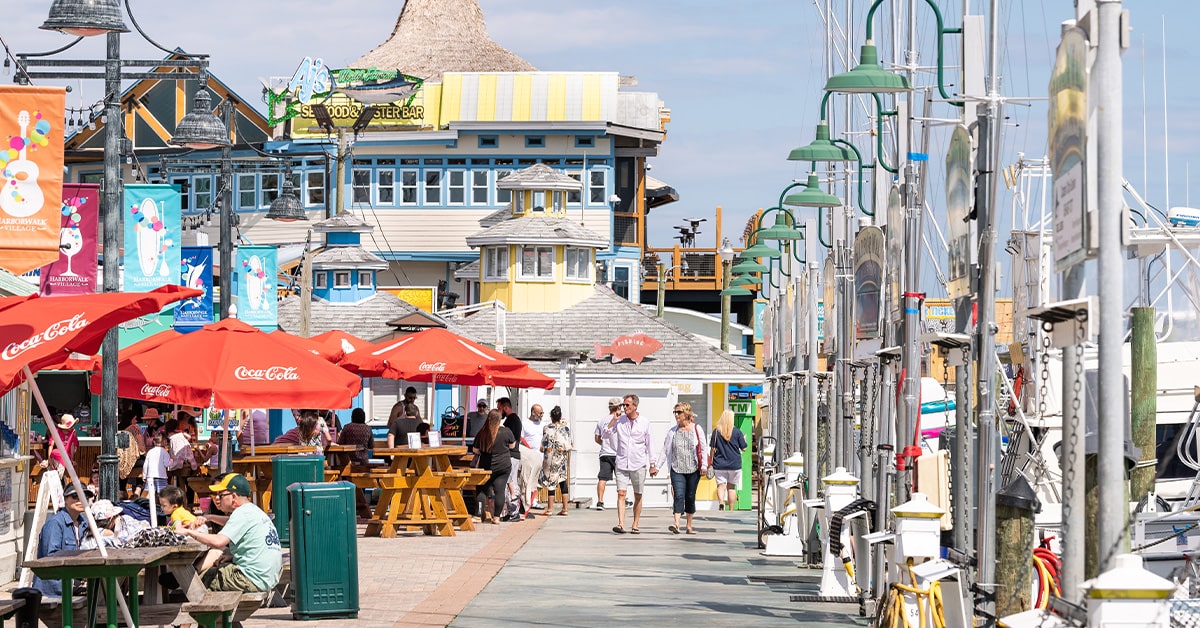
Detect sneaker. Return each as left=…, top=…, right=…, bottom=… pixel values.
left=595, top=502, right=605, bottom=511
left=500, top=514, right=521, bottom=522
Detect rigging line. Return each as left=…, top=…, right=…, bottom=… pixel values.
left=342, top=145, right=410, bottom=288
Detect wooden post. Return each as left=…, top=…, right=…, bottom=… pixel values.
left=1129, top=307, right=1157, bottom=500
left=1085, top=454, right=1099, bottom=578
left=995, top=476, right=1037, bottom=617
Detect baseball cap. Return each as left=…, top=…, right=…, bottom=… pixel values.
left=607, top=397, right=622, bottom=408
left=63, top=483, right=95, bottom=500
left=477, top=399, right=489, bottom=408
left=208, top=473, right=253, bottom=497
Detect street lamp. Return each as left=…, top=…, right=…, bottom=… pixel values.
left=20, top=0, right=216, bottom=502
left=718, top=238, right=736, bottom=353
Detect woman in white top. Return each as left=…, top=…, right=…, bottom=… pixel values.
left=143, top=432, right=171, bottom=494
left=655, top=402, right=709, bottom=534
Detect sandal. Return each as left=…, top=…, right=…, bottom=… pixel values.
left=612, top=525, right=626, bottom=534
left=668, top=525, right=680, bottom=534
left=685, top=529, right=696, bottom=534
left=557, top=510, right=568, bottom=516
left=631, top=527, right=641, bottom=534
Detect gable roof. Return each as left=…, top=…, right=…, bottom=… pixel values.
left=451, top=285, right=761, bottom=381
left=276, top=291, right=433, bottom=341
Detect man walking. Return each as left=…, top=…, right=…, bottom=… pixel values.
left=602, top=394, right=655, bottom=534
left=593, top=397, right=621, bottom=510
left=497, top=397, right=524, bottom=521
left=519, top=404, right=546, bottom=514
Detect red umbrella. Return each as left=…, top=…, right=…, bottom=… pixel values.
left=269, top=329, right=340, bottom=362
left=344, top=327, right=555, bottom=389
left=310, top=329, right=374, bottom=365
left=0, top=285, right=200, bottom=392
left=107, top=318, right=362, bottom=408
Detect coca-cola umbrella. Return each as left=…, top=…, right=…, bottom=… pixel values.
left=102, top=318, right=362, bottom=409
left=310, top=329, right=374, bottom=366
left=269, top=329, right=340, bottom=362
left=344, top=327, right=555, bottom=389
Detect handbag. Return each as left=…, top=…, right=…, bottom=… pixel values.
left=693, top=425, right=705, bottom=471
left=116, top=431, right=138, bottom=479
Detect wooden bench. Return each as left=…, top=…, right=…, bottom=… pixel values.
left=231, top=590, right=269, bottom=623
left=182, top=590, right=242, bottom=628
left=0, top=597, right=24, bottom=627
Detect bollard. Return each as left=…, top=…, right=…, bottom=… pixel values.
left=996, top=476, right=1039, bottom=617
left=1084, top=553, right=1174, bottom=627
left=818, top=467, right=860, bottom=597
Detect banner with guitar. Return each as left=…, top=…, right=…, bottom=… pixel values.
left=175, top=245, right=214, bottom=328
left=0, top=86, right=65, bottom=275
left=40, top=183, right=99, bottom=296
left=235, top=245, right=277, bottom=329
left=122, top=184, right=181, bottom=293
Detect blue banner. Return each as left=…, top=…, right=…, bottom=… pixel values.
left=175, top=246, right=213, bottom=327
left=122, top=184, right=181, bottom=293
left=236, top=245, right=277, bottom=328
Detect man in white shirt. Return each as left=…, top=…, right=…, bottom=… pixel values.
left=518, top=404, right=546, bottom=512
left=602, top=394, right=656, bottom=534
left=593, top=398, right=621, bottom=511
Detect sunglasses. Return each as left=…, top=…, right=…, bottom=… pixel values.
left=215, top=491, right=233, bottom=499
left=622, top=403, right=634, bottom=407
left=673, top=410, right=685, bottom=415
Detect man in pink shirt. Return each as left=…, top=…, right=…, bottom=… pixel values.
left=602, top=394, right=656, bottom=534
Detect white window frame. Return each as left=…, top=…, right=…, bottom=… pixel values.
left=565, top=247, right=591, bottom=281
left=260, top=173, right=281, bottom=209
left=483, top=246, right=509, bottom=280
left=495, top=169, right=513, bottom=205
left=399, top=169, right=418, bottom=205
left=566, top=171, right=583, bottom=206
left=447, top=169, right=466, bottom=205
left=305, top=170, right=325, bottom=206
left=351, top=168, right=371, bottom=205
left=357, top=271, right=372, bottom=288
left=314, top=272, right=328, bottom=289
left=531, top=191, right=546, bottom=214
left=237, top=173, right=256, bottom=209
left=471, top=170, right=489, bottom=205
left=334, top=271, right=351, bottom=288
left=377, top=169, right=396, bottom=205
left=518, top=245, right=555, bottom=280
left=193, top=176, right=212, bottom=212
left=424, top=170, right=442, bottom=204
left=589, top=168, right=607, bottom=204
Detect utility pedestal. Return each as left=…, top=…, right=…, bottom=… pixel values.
left=1084, top=554, right=1175, bottom=627
left=818, top=467, right=861, bottom=598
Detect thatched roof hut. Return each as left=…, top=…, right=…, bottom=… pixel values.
left=352, top=0, right=537, bottom=82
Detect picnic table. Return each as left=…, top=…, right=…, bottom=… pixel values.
left=22, top=543, right=207, bottom=628
left=349, top=446, right=479, bottom=537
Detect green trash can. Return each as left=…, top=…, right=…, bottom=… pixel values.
left=271, top=454, right=324, bottom=548
left=288, top=481, right=359, bottom=620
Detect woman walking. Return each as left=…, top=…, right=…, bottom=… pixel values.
left=656, top=402, right=708, bottom=534
left=709, top=410, right=748, bottom=511
left=471, top=410, right=515, bottom=524
left=540, top=406, right=573, bottom=516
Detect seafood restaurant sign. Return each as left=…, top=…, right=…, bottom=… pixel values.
left=0, top=85, right=65, bottom=275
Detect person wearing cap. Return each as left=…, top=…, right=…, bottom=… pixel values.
left=593, top=397, right=622, bottom=511
left=33, top=482, right=92, bottom=598
left=175, top=473, right=282, bottom=593
left=466, top=399, right=489, bottom=439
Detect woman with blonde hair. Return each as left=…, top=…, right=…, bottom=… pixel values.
left=655, top=402, right=708, bottom=534
left=709, top=409, right=748, bottom=511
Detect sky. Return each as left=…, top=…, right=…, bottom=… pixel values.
left=1, top=1, right=1196, bottom=270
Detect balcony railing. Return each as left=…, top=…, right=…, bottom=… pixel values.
left=641, top=246, right=732, bottom=291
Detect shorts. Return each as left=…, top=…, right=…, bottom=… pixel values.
left=714, top=469, right=742, bottom=487
left=201, top=562, right=264, bottom=593
left=597, top=455, right=616, bottom=481
left=615, top=467, right=647, bottom=494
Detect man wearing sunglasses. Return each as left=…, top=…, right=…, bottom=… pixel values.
left=176, top=473, right=282, bottom=593
left=602, top=394, right=656, bottom=534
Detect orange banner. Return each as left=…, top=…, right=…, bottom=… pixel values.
left=0, top=86, right=65, bottom=275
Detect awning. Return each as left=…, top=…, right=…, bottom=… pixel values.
left=645, top=175, right=679, bottom=209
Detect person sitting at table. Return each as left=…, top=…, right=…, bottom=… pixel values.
left=80, top=499, right=150, bottom=549
left=274, top=410, right=326, bottom=448
left=166, top=420, right=199, bottom=474
left=142, top=407, right=165, bottom=440
left=175, top=473, right=282, bottom=593
left=239, top=409, right=270, bottom=448
left=33, top=482, right=91, bottom=598
left=337, top=408, right=375, bottom=518
left=158, top=485, right=198, bottom=528
left=387, top=403, right=427, bottom=448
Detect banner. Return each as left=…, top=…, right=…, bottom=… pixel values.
left=0, top=86, right=65, bottom=275
left=853, top=226, right=885, bottom=340
left=175, top=246, right=213, bottom=327
left=236, top=245, right=277, bottom=328
left=122, top=184, right=181, bottom=293
left=40, top=183, right=99, bottom=296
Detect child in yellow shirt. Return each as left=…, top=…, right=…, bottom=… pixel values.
left=157, top=485, right=196, bottom=526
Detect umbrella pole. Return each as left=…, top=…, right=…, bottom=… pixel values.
left=148, top=480, right=158, bottom=527
left=221, top=409, right=231, bottom=475
left=22, top=366, right=138, bottom=628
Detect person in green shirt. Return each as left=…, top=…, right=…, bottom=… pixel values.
left=176, top=472, right=282, bottom=592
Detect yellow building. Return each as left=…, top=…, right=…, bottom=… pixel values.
left=466, top=164, right=607, bottom=312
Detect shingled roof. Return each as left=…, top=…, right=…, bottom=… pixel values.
left=351, top=0, right=536, bottom=82
left=451, top=286, right=761, bottom=381
left=465, top=216, right=608, bottom=248
left=277, top=291, right=437, bottom=341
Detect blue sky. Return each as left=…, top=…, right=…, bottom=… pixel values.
left=1, top=1, right=1194, bottom=262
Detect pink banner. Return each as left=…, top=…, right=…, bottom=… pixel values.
left=39, top=183, right=99, bottom=296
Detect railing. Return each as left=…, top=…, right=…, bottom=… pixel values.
left=613, top=213, right=640, bottom=248
left=641, top=246, right=734, bottom=291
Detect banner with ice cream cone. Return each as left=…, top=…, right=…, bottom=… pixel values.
left=235, top=245, right=277, bottom=329
left=0, top=85, right=65, bottom=275
left=122, top=184, right=181, bottom=293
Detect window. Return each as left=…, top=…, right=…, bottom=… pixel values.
left=495, top=169, right=513, bottom=204
left=531, top=191, right=545, bottom=213
left=478, top=135, right=498, bottom=148
left=552, top=191, right=565, bottom=212
left=314, top=272, right=328, bottom=289
left=525, top=136, right=545, bottom=148
left=447, top=170, right=465, bottom=205
left=613, top=265, right=630, bottom=299
left=334, top=271, right=351, bottom=288
left=194, top=176, right=212, bottom=212
left=261, top=173, right=280, bottom=207
left=171, top=177, right=190, bottom=211
left=567, top=172, right=582, bottom=205
left=589, top=169, right=607, bottom=204
left=378, top=169, right=395, bottom=205
left=471, top=170, right=489, bottom=205
left=352, top=168, right=371, bottom=204
left=424, top=170, right=441, bottom=204
left=483, top=246, right=509, bottom=280
left=519, top=246, right=554, bottom=279
left=358, top=271, right=372, bottom=288
left=306, top=170, right=325, bottom=206
left=399, top=169, right=418, bottom=205
left=575, top=136, right=595, bottom=148
left=237, top=174, right=256, bottom=209
left=565, top=248, right=591, bottom=280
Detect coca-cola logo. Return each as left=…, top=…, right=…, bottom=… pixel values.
left=141, top=383, right=172, bottom=398
left=2, top=314, right=88, bottom=361
left=418, top=361, right=446, bottom=372
left=234, top=366, right=300, bottom=381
